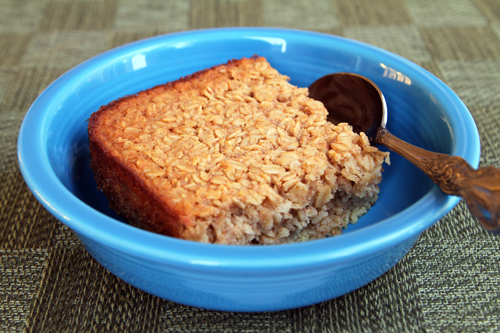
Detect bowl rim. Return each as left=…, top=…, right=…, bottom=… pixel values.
left=17, top=27, right=480, bottom=271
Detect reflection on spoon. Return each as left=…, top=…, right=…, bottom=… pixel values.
left=309, top=73, right=500, bottom=234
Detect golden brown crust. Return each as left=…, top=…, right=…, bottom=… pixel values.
left=88, top=129, right=187, bottom=237
left=88, top=58, right=260, bottom=239
left=88, top=56, right=389, bottom=245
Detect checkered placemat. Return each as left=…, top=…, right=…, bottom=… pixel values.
left=1, top=0, right=499, bottom=331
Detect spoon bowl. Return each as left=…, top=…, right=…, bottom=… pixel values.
left=309, top=73, right=500, bottom=234
left=309, top=73, right=387, bottom=144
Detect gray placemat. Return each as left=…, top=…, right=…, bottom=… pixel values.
left=1, top=0, right=499, bottom=331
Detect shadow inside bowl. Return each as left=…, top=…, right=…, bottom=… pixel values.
left=71, top=135, right=127, bottom=223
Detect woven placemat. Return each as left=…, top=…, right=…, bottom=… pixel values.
left=1, top=0, right=500, bottom=331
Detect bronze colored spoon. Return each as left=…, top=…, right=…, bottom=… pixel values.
left=308, top=73, right=500, bottom=234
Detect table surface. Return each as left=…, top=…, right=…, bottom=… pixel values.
left=2, top=0, right=500, bottom=331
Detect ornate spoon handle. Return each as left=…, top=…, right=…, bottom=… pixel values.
left=376, top=128, right=500, bottom=234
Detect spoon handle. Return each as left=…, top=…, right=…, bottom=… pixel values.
left=376, top=128, right=500, bottom=234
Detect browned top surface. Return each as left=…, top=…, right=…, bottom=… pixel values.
left=89, top=57, right=388, bottom=244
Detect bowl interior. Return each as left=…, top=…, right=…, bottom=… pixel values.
left=21, top=28, right=479, bottom=247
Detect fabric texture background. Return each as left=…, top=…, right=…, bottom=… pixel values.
left=1, top=0, right=499, bottom=331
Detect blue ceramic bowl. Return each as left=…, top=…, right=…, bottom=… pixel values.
left=18, top=28, right=480, bottom=312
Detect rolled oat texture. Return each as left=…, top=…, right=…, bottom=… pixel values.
left=88, top=56, right=389, bottom=245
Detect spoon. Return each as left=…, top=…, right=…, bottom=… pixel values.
left=308, top=73, right=500, bottom=234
